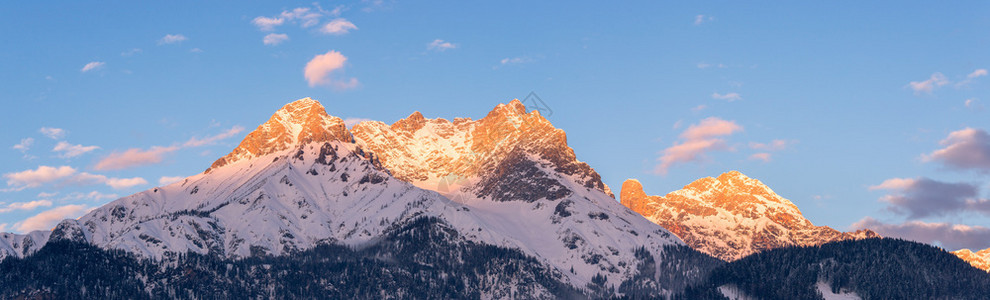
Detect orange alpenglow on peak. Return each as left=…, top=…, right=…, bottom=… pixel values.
left=952, top=248, right=990, bottom=272
left=620, top=171, right=879, bottom=261
left=207, top=97, right=350, bottom=172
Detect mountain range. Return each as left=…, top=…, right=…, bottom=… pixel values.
left=0, top=97, right=986, bottom=299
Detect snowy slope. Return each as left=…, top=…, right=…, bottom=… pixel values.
left=0, top=98, right=694, bottom=296
left=620, top=171, right=878, bottom=261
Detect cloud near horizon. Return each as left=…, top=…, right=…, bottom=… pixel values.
left=94, top=126, right=243, bottom=171
left=3, top=165, right=148, bottom=190
left=13, top=204, right=89, bottom=232
left=304, top=50, right=359, bottom=89
left=852, top=217, right=990, bottom=251
left=869, top=177, right=989, bottom=219
left=655, top=117, right=743, bottom=175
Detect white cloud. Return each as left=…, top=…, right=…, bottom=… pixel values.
left=39, top=127, right=65, bottom=139
left=0, top=200, right=53, bottom=213
left=304, top=50, right=359, bottom=89
left=13, top=204, right=88, bottom=232
left=105, top=177, right=148, bottom=190
left=182, top=126, right=245, bottom=147
left=121, top=48, right=142, bottom=57
left=263, top=33, right=289, bottom=46
left=500, top=57, right=531, bottom=65
left=94, top=146, right=179, bottom=171
left=189, top=48, right=203, bottom=53
left=158, top=34, right=187, bottom=45
left=52, top=141, right=100, bottom=158
left=158, top=176, right=185, bottom=186
left=427, top=39, right=457, bottom=51
left=711, top=92, right=742, bottom=102
left=694, top=14, right=714, bottom=25
left=12, top=138, right=33, bottom=152
left=80, top=61, right=106, bottom=73
left=908, top=72, right=949, bottom=94
left=697, top=62, right=727, bottom=69
left=320, top=18, right=357, bottom=35
left=252, top=16, right=285, bottom=31
left=655, top=117, right=743, bottom=174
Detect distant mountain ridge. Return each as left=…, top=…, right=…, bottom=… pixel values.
left=620, top=171, right=878, bottom=261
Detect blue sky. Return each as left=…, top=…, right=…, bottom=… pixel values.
left=2, top=1, right=989, bottom=250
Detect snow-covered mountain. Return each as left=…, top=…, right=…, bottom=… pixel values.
left=0, top=98, right=707, bottom=296
left=620, top=171, right=878, bottom=261
left=952, top=248, right=990, bottom=272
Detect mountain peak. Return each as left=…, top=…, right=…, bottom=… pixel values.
left=621, top=172, right=879, bottom=261
left=206, top=98, right=350, bottom=172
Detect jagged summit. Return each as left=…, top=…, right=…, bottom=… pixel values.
left=207, top=98, right=350, bottom=172
left=621, top=171, right=878, bottom=261
left=953, top=248, right=990, bottom=272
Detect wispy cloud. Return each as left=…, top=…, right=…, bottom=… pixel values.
left=13, top=204, right=88, bottom=232
left=697, top=62, right=726, bottom=69
left=694, top=14, right=714, bottom=25
left=263, top=33, right=289, bottom=46
left=2, top=165, right=147, bottom=190
left=655, top=117, right=743, bottom=175
left=711, top=92, right=742, bottom=102
left=12, top=138, right=33, bottom=153
left=158, top=34, right=187, bottom=45
left=494, top=56, right=534, bottom=69
left=0, top=200, right=52, bottom=213
left=52, top=141, right=99, bottom=158
left=80, top=61, right=105, bottom=73
left=320, top=18, right=357, bottom=35
left=852, top=217, right=990, bottom=250
left=922, top=127, right=990, bottom=172
left=94, top=146, right=179, bottom=171
left=956, top=69, right=988, bottom=88
left=252, top=16, right=285, bottom=31
left=869, top=177, right=988, bottom=219
left=182, top=126, right=245, bottom=147
left=427, top=39, right=457, bottom=51
left=39, top=127, right=65, bottom=140
left=121, top=48, right=142, bottom=57
left=304, top=50, right=359, bottom=89
left=908, top=72, right=949, bottom=95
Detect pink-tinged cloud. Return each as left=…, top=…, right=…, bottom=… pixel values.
left=4, top=166, right=78, bottom=188
left=94, top=146, right=179, bottom=171
left=852, top=217, right=990, bottom=250
left=81, top=61, right=105, bottom=73
left=749, top=139, right=791, bottom=151
left=908, top=72, right=949, bottom=94
left=655, top=117, right=743, bottom=175
left=304, top=50, right=359, bottom=89
left=749, top=152, right=772, bottom=162
left=105, top=177, right=148, bottom=190
left=427, top=39, right=457, bottom=51
left=183, top=126, right=245, bottom=147
left=52, top=141, right=100, bottom=158
left=263, top=33, right=289, bottom=45
left=252, top=16, right=284, bottom=31
left=0, top=200, right=53, bottom=213
left=680, top=117, right=743, bottom=140
left=320, top=18, right=357, bottom=35
left=13, top=204, right=88, bottom=232
left=12, top=138, right=33, bottom=152
left=923, top=127, right=990, bottom=172
left=39, top=127, right=65, bottom=139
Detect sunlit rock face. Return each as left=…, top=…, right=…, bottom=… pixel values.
left=621, top=171, right=879, bottom=261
